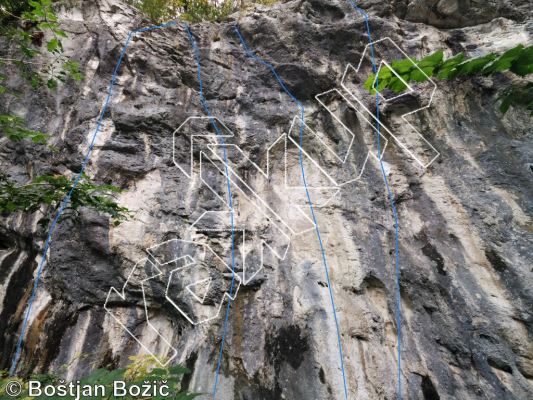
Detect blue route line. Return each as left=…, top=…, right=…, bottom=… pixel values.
left=9, top=20, right=177, bottom=376
left=183, top=25, right=237, bottom=400
left=233, top=25, right=349, bottom=400
left=347, top=1, right=403, bottom=398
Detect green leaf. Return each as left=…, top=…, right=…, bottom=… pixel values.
left=22, top=9, right=40, bottom=21
left=46, top=78, right=57, bottom=89
left=31, top=133, right=48, bottom=144
left=410, top=67, right=433, bottom=83
left=46, top=38, right=61, bottom=53
left=168, top=364, right=190, bottom=375
left=45, top=12, right=58, bottom=22
left=363, top=73, right=376, bottom=92
left=20, top=44, right=39, bottom=58
left=373, top=74, right=391, bottom=93
left=499, top=96, right=512, bottom=114
left=62, top=60, right=84, bottom=81
left=148, top=368, right=166, bottom=378
left=390, top=58, right=414, bottom=74
left=376, top=64, right=394, bottom=80
left=417, top=50, right=444, bottom=68
left=0, top=114, right=49, bottom=144
left=436, top=66, right=456, bottom=79
left=30, top=73, right=41, bottom=89
left=456, top=53, right=497, bottom=75
left=497, top=82, right=533, bottom=114
left=37, top=21, right=58, bottom=30
left=436, top=52, right=465, bottom=79
left=54, top=29, right=68, bottom=38
left=509, top=45, right=533, bottom=77
left=440, top=52, right=465, bottom=69
left=482, top=44, right=524, bottom=75
left=389, top=76, right=408, bottom=93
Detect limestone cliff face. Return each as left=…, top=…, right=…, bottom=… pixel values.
left=0, top=0, right=532, bottom=399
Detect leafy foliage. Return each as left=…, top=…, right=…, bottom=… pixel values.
left=127, top=0, right=234, bottom=23
left=181, top=0, right=233, bottom=23
left=498, top=82, right=533, bottom=115
left=363, top=44, right=533, bottom=114
left=0, top=0, right=83, bottom=89
left=0, top=2, right=130, bottom=224
left=0, top=0, right=84, bottom=146
left=0, top=173, right=131, bottom=226
left=0, top=114, right=47, bottom=143
left=254, top=0, right=280, bottom=5
left=132, top=0, right=179, bottom=23
left=0, top=0, right=31, bottom=25
left=0, top=355, right=198, bottom=399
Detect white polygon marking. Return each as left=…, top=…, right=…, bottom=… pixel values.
left=104, top=257, right=179, bottom=367
left=105, top=35, right=441, bottom=366
left=372, top=60, right=416, bottom=103
left=185, top=278, right=212, bottom=303
left=159, top=238, right=241, bottom=325
left=341, top=37, right=440, bottom=168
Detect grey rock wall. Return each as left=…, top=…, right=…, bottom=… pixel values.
left=391, top=0, right=531, bottom=28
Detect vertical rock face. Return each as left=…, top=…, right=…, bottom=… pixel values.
left=0, top=0, right=532, bottom=399
left=391, top=0, right=531, bottom=28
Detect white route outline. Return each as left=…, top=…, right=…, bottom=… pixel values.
left=341, top=37, right=440, bottom=168
left=104, top=35, right=441, bottom=367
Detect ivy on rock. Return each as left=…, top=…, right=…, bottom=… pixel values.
left=364, top=44, right=533, bottom=114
